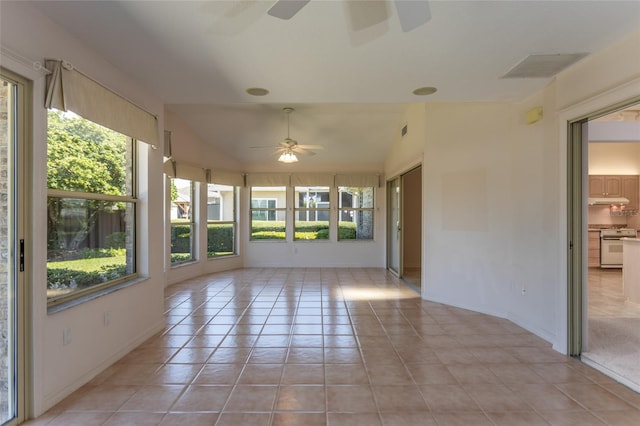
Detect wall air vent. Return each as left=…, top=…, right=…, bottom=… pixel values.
left=501, top=53, right=588, bottom=79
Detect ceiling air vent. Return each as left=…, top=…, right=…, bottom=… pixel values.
left=502, top=53, right=588, bottom=79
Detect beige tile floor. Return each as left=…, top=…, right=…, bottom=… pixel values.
left=588, top=268, right=640, bottom=319
left=584, top=267, right=640, bottom=391
left=27, top=268, right=640, bottom=425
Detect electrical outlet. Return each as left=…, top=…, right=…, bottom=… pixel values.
left=63, top=328, right=72, bottom=346
left=104, top=311, right=111, bottom=326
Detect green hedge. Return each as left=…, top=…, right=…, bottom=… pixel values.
left=172, top=221, right=359, bottom=247
left=207, top=223, right=234, bottom=254
left=171, top=223, right=236, bottom=255
left=47, top=264, right=126, bottom=290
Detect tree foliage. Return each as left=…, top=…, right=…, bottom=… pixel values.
left=47, top=110, right=128, bottom=195
left=47, top=110, right=131, bottom=252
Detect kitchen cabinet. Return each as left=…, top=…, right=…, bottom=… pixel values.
left=589, top=175, right=639, bottom=210
left=621, top=175, right=639, bottom=210
left=589, top=175, right=622, bottom=198
left=588, top=230, right=600, bottom=267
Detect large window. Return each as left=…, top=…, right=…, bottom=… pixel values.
left=339, top=186, right=374, bottom=240
left=294, top=186, right=330, bottom=240
left=46, top=110, right=136, bottom=305
left=207, top=184, right=236, bottom=257
left=170, top=178, right=196, bottom=264
left=250, top=186, right=286, bottom=240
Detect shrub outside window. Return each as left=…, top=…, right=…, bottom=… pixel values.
left=46, top=109, right=137, bottom=305
left=170, top=178, right=196, bottom=264
left=250, top=186, right=286, bottom=240
left=338, top=186, right=374, bottom=240
left=207, top=184, right=236, bottom=257
left=294, top=186, right=330, bottom=240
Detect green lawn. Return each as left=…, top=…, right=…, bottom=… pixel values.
left=47, top=255, right=126, bottom=271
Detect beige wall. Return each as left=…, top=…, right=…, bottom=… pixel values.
left=589, top=143, right=640, bottom=174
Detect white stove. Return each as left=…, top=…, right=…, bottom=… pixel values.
left=600, top=228, right=638, bottom=268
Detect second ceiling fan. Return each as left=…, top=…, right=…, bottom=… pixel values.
left=251, top=108, right=323, bottom=163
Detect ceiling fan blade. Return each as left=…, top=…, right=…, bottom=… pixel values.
left=267, top=0, right=310, bottom=20
left=293, top=148, right=316, bottom=156
left=347, top=0, right=389, bottom=31
left=394, top=0, right=431, bottom=32
left=296, top=144, right=324, bottom=150
left=250, top=145, right=281, bottom=149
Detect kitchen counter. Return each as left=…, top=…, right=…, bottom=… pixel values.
left=622, top=238, right=640, bottom=304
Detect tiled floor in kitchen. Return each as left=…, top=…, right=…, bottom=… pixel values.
left=27, top=268, right=640, bottom=425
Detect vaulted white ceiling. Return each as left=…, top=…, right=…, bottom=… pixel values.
left=30, top=1, right=640, bottom=168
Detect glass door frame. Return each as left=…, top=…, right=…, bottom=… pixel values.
left=387, top=176, right=401, bottom=276
left=1, top=67, right=30, bottom=426
left=567, top=96, right=640, bottom=356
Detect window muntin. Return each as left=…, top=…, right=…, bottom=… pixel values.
left=338, top=186, right=374, bottom=240
left=46, top=109, right=137, bottom=305
left=170, top=178, right=196, bottom=264
left=207, top=184, right=237, bottom=257
left=250, top=186, right=286, bottom=240
left=294, top=186, right=330, bottom=240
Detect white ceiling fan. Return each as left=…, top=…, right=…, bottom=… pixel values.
left=268, top=0, right=431, bottom=32
left=250, top=108, right=324, bottom=163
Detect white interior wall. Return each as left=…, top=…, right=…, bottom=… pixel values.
left=1, top=2, right=166, bottom=415
left=421, top=102, right=516, bottom=320
left=384, top=103, right=426, bottom=179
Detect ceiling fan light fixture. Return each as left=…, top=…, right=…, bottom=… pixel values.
left=246, top=87, right=270, bottom=96
left=413, top=86, right=437, bottom=96
left=278, top=150, right=298, bottom=163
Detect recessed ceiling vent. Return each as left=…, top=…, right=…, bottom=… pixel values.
left=501, top=53, right=588, bottom=79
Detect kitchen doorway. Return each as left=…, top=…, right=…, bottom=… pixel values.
left=1, top=68, right=30, bottom=425
left=387, top=166, right=422, bottom=290
left=568, top=99, right=640, bottom=392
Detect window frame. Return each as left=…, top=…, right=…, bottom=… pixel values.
left=46, top=118, right=139, bottom=308
left=250, top=187, right=287, bottom=241
left=206, top=184, right=237, bottom=258
left=293, top=186, right=331, bottom=241
left=338, top=186, right=375, bottom=241
left=169, top=177, right=197, bottom=266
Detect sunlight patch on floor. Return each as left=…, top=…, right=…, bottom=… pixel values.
left=339, top=287, right=419, bottom=301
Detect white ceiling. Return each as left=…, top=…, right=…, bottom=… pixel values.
left=30, top=1, right=640, bottom=168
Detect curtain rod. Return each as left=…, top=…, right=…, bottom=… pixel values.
left=1, top=46, right=52, bottom=74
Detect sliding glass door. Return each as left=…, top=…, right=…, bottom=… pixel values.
left=387, top=177, right=401, bottom=275
left=1, top=69, right=28, bottom=425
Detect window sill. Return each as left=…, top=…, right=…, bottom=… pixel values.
left=47, top=276, right=149, bottom=315
left=170, top=260, right=198, bottom=269
left=207, top=254, right=239, bottom=261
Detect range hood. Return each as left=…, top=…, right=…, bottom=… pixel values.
left=588, top=197, right=629, bottom=205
